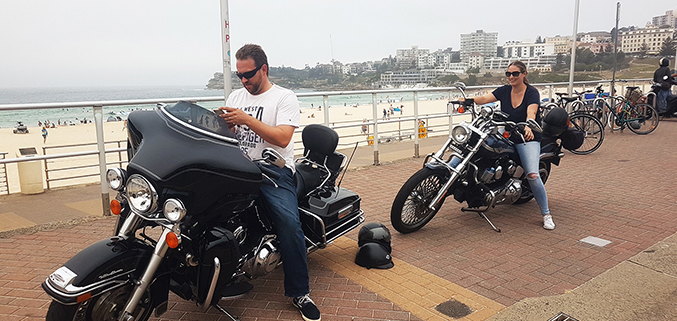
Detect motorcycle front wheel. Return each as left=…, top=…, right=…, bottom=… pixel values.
left=391, top=167, right=448, bottom=233
left=514, top=161, right=551, bottom=204
left=45, top=285, right=153, bottom=321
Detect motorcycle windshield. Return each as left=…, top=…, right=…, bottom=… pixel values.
left=164, top=101, right=236, bottom=139
left=125, top=101, right=262, bottom=213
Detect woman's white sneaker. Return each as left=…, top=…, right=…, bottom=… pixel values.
left=543, top=214, right=555, bottom=230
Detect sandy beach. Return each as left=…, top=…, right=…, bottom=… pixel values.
left=2, top=98, right=467, bottom=194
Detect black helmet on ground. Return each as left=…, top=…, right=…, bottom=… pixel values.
left=354, top=243, right=394, bottom=269
left=542, top=107, right=569, bottom=137
left=357, top=222, right=392, bottom=253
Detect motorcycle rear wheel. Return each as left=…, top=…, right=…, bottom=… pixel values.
left=45, top=285, right=153, bottom=321
left=391, top=167, right=447, bottom=233
left=513, top=161, right=551, bottom=204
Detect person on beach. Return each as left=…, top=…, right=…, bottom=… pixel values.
left=361, top=119, right=368, bottom=135
left=462, top=60, right=554, bottom=230
left=41, top=126, right=48, bottom=143
left=215, top=44, right=321, bottom=321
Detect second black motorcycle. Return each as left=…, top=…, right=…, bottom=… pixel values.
left=391, top=85, right=568, bottom=233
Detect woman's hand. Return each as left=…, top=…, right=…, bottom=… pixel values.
left=524, top=126, right=534, bottom=141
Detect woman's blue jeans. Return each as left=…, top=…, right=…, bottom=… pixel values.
left=515, top=141, right=550, bottom=215
left=258, top=165, right=310, bottom=298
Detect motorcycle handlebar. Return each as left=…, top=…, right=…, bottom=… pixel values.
left=448, top=98, right=474, bottom=106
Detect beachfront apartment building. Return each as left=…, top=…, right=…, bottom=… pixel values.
left=619, top=25, right=676, bottom=55
left=545, top=36, right=572, bottom=54
left=379, top=68, right=460, bottom=87
left=460, top=30, right=498, bottom=62
left=652, top=9, right=676, bottom=28
left=502, top=41, right=555, bottom=59
left=396, top=46, right=430, bottom=68
left=483, top=56, right=556, bottom=72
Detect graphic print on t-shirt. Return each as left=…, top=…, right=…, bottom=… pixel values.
left=236, top=105, right=265, bottom=155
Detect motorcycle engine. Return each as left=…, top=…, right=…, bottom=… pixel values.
left=241, top=236, right=281, bottom=278
left=490, top=178, right=522, bottom=205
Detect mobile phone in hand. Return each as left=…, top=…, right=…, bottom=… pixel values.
left=213, top=109, right=225, bottom=115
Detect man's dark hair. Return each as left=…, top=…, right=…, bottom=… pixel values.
left=236, top=44, right=269, bottom=69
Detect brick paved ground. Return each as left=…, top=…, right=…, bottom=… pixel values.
left=1, top=120, right=676, bottom=320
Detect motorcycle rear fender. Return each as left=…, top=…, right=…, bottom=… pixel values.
left=42, top=237, right=157, bottom=305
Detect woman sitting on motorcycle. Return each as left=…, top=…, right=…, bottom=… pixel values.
left=463, top=61, right=554, bottom=230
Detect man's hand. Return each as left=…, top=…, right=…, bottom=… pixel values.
left=217, top=107, right=250, bottom=126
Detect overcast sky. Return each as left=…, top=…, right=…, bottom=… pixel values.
left=0, top=1, right=674, bottom=88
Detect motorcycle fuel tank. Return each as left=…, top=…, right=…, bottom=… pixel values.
left=479, top=135, right=515, bottom=158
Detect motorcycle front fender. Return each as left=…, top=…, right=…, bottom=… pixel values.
left=42, top=237, right=154, bottom=305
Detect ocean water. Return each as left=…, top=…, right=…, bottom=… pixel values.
left=0, top=86, right=450, bottom=129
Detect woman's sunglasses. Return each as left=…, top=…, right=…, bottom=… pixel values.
left=237, top=65, right=263, bottom=80
left=505, top=71, right=522, bottom=78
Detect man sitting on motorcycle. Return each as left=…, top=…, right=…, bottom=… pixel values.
left=216, top=44, right=321, bottom=321
left=462, top=61, right=554, bottom=230
left=653, top=57, right=677, bottom=117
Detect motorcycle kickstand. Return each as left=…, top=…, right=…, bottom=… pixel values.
left=214, top=304, right=241, bottom=321
left=478, top=212, right=501, bottom=233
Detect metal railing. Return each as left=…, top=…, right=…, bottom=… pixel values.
left=42, top=141, right=128, bottom=189
left=0, top=78, right=653, bottom=198
left=0, top=152, right=8, bottom=195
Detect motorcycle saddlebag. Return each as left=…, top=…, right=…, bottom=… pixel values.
left=560, top=127, right=585, bottom=150
left=299, top=187, right=361, bottom=242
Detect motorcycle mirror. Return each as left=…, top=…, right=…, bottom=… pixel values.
left=262, top=148, right=286, bottom=168
left=526, top=119, right=543, bottom=133
left=453, top=82, right=466, bottom=91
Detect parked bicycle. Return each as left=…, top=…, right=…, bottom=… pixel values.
left=604, top=86, right=659, bottom=134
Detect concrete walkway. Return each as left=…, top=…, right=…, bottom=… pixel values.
left=1, top=120, right=677, bottom=320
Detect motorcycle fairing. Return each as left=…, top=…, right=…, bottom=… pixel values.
left=41, top=237, right=154, bottom=305
left=126, top=103, right=264, bottom=214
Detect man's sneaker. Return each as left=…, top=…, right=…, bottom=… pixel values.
left=543, top=214, right=555, bottom=230
left=292, top=294, right=321, bottom=321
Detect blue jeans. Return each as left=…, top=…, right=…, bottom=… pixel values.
left=258, top=165, right=309, bottom=298
left=657, top=89, right=670, bottom=113
left=515, top=141, right=550, bottom=215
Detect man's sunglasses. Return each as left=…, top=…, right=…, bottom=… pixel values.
left=237, top=65, right=263, bottom=80
left=505, top=71, right=522, bottom=78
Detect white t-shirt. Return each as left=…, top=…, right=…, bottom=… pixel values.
left=226, top=84, right=300, bottom=168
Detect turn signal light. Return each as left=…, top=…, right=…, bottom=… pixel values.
left=502, top=131, right=511, bottom=139
left=77, top=292, right=91, bottom=303
left=166, top=232, right=180, bottom=249
left=458, top=106, right=465, bottom=114
left=110, top=200, right=121, bottom=215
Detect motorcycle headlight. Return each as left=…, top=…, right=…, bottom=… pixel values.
left=106, top=168, right=127, bottom=191
left=163, top=199, right=186, bottom=222
left=125, top=175, right=158, bottom=213
left=451, top=124, right=471, bottom=144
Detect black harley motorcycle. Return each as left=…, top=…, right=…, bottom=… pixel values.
left=42, top=101, right=364, bottom=321
left=390, top=84, right=566, bottom=233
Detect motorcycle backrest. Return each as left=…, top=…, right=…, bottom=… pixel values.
left=302, top=124, right=338, bottom=157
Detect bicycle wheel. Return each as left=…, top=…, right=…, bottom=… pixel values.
left=568, top=113, right=604, bottom=155
left=626, top=103, right=659, bottom=135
